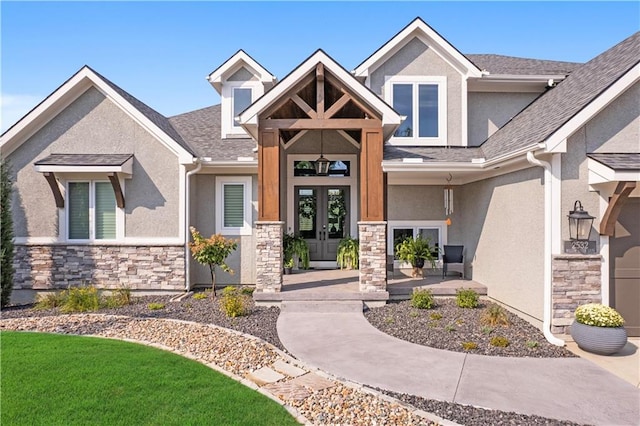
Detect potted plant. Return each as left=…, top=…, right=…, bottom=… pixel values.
left=336, top=236, right=359, bottom=270
left=283, top=232, right=310, bottom=271
left=570, top=303, right=627, bottom=355
left=395, top=235, right=438, bottom=278
left=283, top=258, right=294, bottom=275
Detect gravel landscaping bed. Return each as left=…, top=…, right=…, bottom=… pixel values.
left=364, top=299, right=576, bottom=358
left=0, top=293, right=285, bottom=351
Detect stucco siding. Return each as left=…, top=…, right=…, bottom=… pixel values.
left=585, top=81, right=639, bottom=153
left=7, top=87, right=181, bottom=239
left=369, top=38, right=463, bottom=146
left=387, top=185, right=448, bottom=221
left=458, top=167, right=545, bottom=321
left=189, top=173, right=257, bottom=286
left=467, top=92, right=539, bottom=146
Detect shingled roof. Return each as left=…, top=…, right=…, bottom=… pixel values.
left=465, top=54, right=581, bottom=75
left=480, top=31, right=640, bottom=160
left=168, top=105, right=256, bottom=160
left=90, top=67, right=197, bottom=157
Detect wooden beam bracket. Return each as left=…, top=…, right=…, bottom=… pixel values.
left=43, top=172, right=64, bottom=208
left=599, top=181, right=636, bottom=236
left=108, top=173, right=126, bottom=209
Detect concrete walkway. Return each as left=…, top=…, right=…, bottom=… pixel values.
left=277, top=301, right=640, bottom=425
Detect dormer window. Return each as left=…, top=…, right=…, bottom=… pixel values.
left=385, top=76, right=447, bottom=146
left=233, top=87, right=252, bottom=128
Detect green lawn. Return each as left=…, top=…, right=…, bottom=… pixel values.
left=1, top=332, right=299, bottom=426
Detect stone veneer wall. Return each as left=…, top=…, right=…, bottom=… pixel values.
left=358, top=222, right=387, bottom=292
left=551, top=254, right=602, bottom=334
left=13, top=244, right=185, bottom=291
left=255, top=221, right=284, bottom=293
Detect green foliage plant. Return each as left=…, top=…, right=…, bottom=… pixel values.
left=410, top=289, right=435, bottom=309
left=456, top=288, right=479, bottom=308
left=148, top=303, right=165, bottom=310
left=283, top=233, right=310, bottom=269
left=220, top=286, right=247, bottom=318
left=490, top=336, right=510, bottom=347
left=481, top=326, right=494, bottom=335
left=574, top=303, right=624, bottom=327
left=240, top=286, right=255, bottom=295
left=526, top=340, right=539, bottom=349
left=188, top=227, right=238, bottom=297
left=34, top=291, right=67, bottom=310
left=1, top=160, right=15, bottom=307
left=429, top=312, right=443, bottom=320
left=193, top=292, right=208, bottom=300
left=462, top=342, right=478, bottom=351
left=444, top=324, right=456, bottom=332
left=336, top=236, right=359, bottom=270
left=103, top=286, right=132, bottom=308
left=409, top=310, right=419, bottom=318
left=481, top=305, right=510, bottom=327
left=61, top=286, right=100, bottom=313
left=395, top=235, right=438, bottom=277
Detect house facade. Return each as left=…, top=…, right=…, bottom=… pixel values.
left=2, top=19, right=638, bottom=340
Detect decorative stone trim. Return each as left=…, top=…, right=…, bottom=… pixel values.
left=551, top=254, right=602, bottom=334
left=12, top=244, right=185, bottom=291
left=255, top=221, right=284, bottom=293
left=358, top=221, right=387, bottom=293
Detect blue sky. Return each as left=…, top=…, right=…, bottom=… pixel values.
left=1, top=1, right=638, bottom=132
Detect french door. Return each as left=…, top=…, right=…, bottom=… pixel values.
left=294, top=186, right=350, bottom=262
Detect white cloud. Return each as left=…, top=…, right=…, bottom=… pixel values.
left=1, top=94, right=44, bottom=133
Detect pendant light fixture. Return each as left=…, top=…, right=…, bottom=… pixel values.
left=314, top=130, right=330, bottom=176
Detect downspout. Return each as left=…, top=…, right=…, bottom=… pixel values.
left=185, top=159, right=203, bottom=292
left=527, top=151, right=565, bottom=346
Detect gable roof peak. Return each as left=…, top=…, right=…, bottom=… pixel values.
left=207, top=49, right=276, bottom=94
left=353, top=17, right=483, bottom=78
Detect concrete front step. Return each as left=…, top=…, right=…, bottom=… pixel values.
left=254, top=291, right=389, bottom=307
left=280, top=300, right=364, bottom=313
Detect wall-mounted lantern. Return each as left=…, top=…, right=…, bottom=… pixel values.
left=564, top=200, right=597, bottom=254
left=568, top=200, right=595, bottom=241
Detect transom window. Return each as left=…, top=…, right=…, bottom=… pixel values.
left=293, top=160, right=350, bottom=177
left=67, top=181, right=117, bottom=240
left=384, top=76, right=446, bottom=145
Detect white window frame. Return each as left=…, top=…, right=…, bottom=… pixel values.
left=216, top=176, right=253, bottom=235
left=384, top=75, right=447, bottom=146
left=388, top=220, right=448, bottom=267
left=65, top=179, right=124, bottom=242
left=221, top=80, right=261, bottom=138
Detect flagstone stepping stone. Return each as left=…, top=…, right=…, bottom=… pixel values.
left=272, top=359, right=306, bottom=378
left=287, top=373, right=336, bottom=392
left=245, top=366, right=284, bottom=386
left=262, top=381, right=312, bottom=401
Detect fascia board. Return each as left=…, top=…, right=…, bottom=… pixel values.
left=354, top=19, right=482, bottom=78
left=239, top=51, right=402, bottom=127
left=545, top=63, right=640, bottom=153
left=208, top=50, right=275, bottom=85
left=587, top=158, right=640, bottom=184
left=34, top=156, right=134, bottom=175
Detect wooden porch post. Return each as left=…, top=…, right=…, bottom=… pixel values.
left=258, top=128, right=280, bottom=221
left=360, top=128, right=385, bottom=221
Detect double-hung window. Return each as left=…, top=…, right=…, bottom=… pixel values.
left=216, top=176, right=252, bottom=235
left=67, top=181, right=117, bottom=240
left=222, top=81, right=260, bottom=138
left=232, top=87, right=252, bottom=129
left=385, top=76, right=447, bottom=145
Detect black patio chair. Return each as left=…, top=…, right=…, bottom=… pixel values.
left=442, top=245, right=464, bottom=279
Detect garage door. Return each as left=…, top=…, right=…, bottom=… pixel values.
left=610, top=197, right=640, bottom=336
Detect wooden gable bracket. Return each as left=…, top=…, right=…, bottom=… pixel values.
left=43, top=172, right=64, bottom=208
left=316, top=63, right=325, bottom=119
left=599, top=181, right=636, bottom=236
left=108, top=173, right=126, bottom=209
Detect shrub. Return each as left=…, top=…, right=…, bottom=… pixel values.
left=220, top=286, right=247, bottom=318
left=574, top=303, right=624, bottom=327
left=193, top=292, right=208, bottom=300
left=481, top=326, right=494, bottom=335
left=462, top=342, right=478, bottom=351
left=61, top=286, right=100, bottom=313
left=34, top=291, right=67, bottom=310
left=411, top=289, right=435, bottom=309
left=1, top=160, right=15, bottom=307
left=148, top=303, right=165, bottom=310
left=490, top=336, right=510, bottom=347
left=240, top=286, right=255, bottom=296
left=481, top=305, right=510, bottom=327
left=103, top=286, right=132, bottom=308
left=526, top=340, right=539, bottom=349
left=456, top=288, right=479, bottom=309
left=429, top=312, right=443, bottom=321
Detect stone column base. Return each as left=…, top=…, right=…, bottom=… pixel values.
left=358, top=221, right=387, bottom=293
left=255, top=221, right=284, bottom=293
left=552, top=254, right=602, bottom=334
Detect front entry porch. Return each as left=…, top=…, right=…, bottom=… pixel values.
left=253, top=269, right=487, bottom=307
